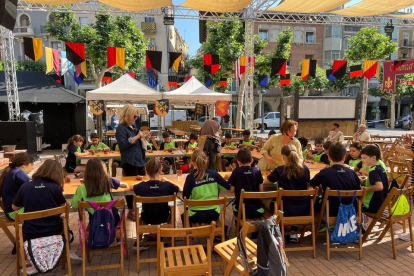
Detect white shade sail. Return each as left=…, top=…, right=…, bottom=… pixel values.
left=162, top=76, right=231, bottom=104
left=86, top=74, right=161, bottom=102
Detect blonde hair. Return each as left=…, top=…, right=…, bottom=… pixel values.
left=191, top=150, right=207, bottom=181
left=119, top=104, right=137, bottom=125
left=281, top=144, right=304, bottom=180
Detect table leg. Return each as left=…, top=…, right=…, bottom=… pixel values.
left=108, top=158, right=113, bottom=177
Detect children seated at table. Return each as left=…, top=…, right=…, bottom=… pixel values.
left=86, top=133, right=110, bottom=152
left=264, top=144, right=311, bottom=242
left=160, top=132, right=178, bottom=150
left=0, top=152, right=34, bottom=221
left=298, top=137, right=309, bottom=161
left=133, top=158, right=179, bottom=225
left=182, top=150, right=230, bottom=224
left=239, top=129, right=255, bottom=148
left=359, top=145, right=389, bottom=213
left=345, top=143, right=362, bottom=168
left=221, top=132, right=237, bottom=170
left=71, top=159, right=127, bottom=224
left=306, top=138, right=329, bottom=165
left=310, top=142, right=361, bottom=217
left=184, top=133, right=199, bottom=151
left=65, top=134, right=90, bottom=176
left=226, top=149, right=264, bottom=219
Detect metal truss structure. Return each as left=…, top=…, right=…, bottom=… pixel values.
left=1, top=26, right=20, bottom=121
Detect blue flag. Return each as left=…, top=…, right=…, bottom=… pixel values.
left=258, top=75, right=269, bottom=87
left=148, top=74, right=157, bottom=88
left=204, top=76, right=213, bottom=88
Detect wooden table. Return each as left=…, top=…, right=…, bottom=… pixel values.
left=220, top=148, right=263, bottom=160
left=371, top=135, right=402, bottom=141
left=1, top=150, right=27, bottom=161
left=0, top=163, right=8, bottom=173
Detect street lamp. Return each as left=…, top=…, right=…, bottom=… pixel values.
left=260, top=88, right=266, bottom=133
left=384, top=21, right=394, bottom=60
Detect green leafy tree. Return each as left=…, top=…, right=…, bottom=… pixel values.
left=345, top=26, right=397, bottom=126
left=45, top=13, right=148, bottom=87
left=17, top=60, right=46, bottom=71
left=281, top=63, right=327, bottom=96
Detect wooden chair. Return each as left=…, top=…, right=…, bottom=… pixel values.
left=77, top=199, right=127, bottom=275
left=151, top=137, right=160, bottom=150
left=15, top=204, right=72, bottom=276
left=345, top=137, right=353, bottom=148
left=134, top=195, right=176, bottom=272
left=362, top=187, right=414, bottom=259
left=389, top=159, right=411, bottom=175
left=387, top=173, right=410, bottom=189
left=315, top=188, right=366, bottom=260
left=279, top=188, right=318, bottom=258
left=157, top=222, right=215, bottom=276
left=0, top=198, right=15, bottom=250
left=235, top=190, right=279, bottom=235
left=215, top=212, right=284, bottom=276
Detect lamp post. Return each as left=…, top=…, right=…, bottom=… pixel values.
left=384, top=21, right=394, bottom=60
left=260, top=88, right=266, bottom=133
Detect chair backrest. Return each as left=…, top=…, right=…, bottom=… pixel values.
left=278, top=187, right=319, bottom=214
left=240, top=210, right=284, bottom=239
left=183, top=197, right=227, bottom=227
left=0, top=198, right=5, bottom=211
left=373, top=187, right=414, bottom=219
left=77, top=199, right=126, bottom=222
left=388, top=159, right=410, bottom=175
left=15, top=204, right=69, bottom=224
left=157, top=222, right=215, bottom=248
left=387, top=173, right=410, bottom=189
left=151, top=137, right=160, bottom=150
left=239, top=190, right=279, bottom=222
left=323, top=187, right=366, bottom=219
left=133, top=195, right=176, bottom=224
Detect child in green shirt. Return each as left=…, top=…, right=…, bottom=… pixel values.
left=86, top=133, right=110, bottom=152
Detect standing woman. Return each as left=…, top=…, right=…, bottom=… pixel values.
left=115, top=104, right=148, bottom=220
left=258, top=120, right=303, bottom=171
left=395, top=134, right=414, bottom=186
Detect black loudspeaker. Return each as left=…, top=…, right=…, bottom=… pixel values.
left=0, top=0, right=17, bottom=31
left=0, top=121, right=36, bottom=157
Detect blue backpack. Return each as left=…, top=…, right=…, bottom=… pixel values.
left=328, top=190, right=360, bottom=244
left=79, top=200, right=122, bottom=250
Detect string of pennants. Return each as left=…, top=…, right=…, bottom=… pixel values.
left=396, top=78, right=414, bottom=85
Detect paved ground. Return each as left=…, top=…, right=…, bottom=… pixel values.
left=1, top=126, right=414, bottom=275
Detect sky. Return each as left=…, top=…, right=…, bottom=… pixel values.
left=173, top=0, right=411, bottom=57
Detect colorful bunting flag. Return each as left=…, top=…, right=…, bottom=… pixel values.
left=186, top=76, right=192, bottom=82
left=204, top=54, right=220, bottom=75
left=204, top=76, right=213, bottom=88
left=23, top=37, right=43, bottom=61
left=363, top=60, right=379, bottom=80
left=393, top=60, right=406, bottom=71
left=169, top=52, right=182, bottom=72
left=65, top=42, right=85, bottom=65
left=271, top=58, right=287, bottom=77
left=148, top=74, right=157, bottom=88
left=234, top=58, right=241, bottom=81
left=45, top=47, right=59, bottom=75
left=102, top=72, right=113, bottom=84
left=107, top=47, right=125, bottom=70
left=326, top=69, right=333, bottom=80
left=155, top=100, right=169, bottom=117
left=332, top=60, right=347, bottom=79
left=49, top=73, right=61, bottom=84
left=350, top=65, right=362, bottom=79
left=280, top=74, right=291, bottom=86
left=240, top=56, right=255, bottom=75
left=60, top=51, right=68, bottom=76
left=74, top=61, right=86, bottom=84
left=258, top=75, right=269, bottom=87
left=301, top=59, right=316, bottom=81
left=219, top=78, right=227, bottom=87
left=216, top=101, right=229, bottom=117
left=168, top=76, right=178, bottom=88
left=146, top=50, right=162, bottom=72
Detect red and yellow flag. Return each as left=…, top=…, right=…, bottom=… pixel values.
left=107, top=47, right=125, bottom=70
left=363, top=60, right=379, bottom=80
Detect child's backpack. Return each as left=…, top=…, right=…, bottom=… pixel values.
left=80, top=200, right=119, bottom=250
left=328, top=190, right=360, bottom=244
left=24, top=235, right=65, bottom=273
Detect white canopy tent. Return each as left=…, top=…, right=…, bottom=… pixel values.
left=162, top=76, right=232, bottom=104
left=86, top=73, right=161, bottom=102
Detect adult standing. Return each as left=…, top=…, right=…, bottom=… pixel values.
left=111, top=110, right=119, bottom=131
left=395, top=134, right=414, bottom=186
left=258, top=120, right=303, bottom=171
left=198, top=118, right=221, bottom=170
left=115, top=105, right=148, bottom=220
left=326, top=123, right=344, bottom=143
left=222, top=114, right=230, bottom=128
left=352, top=124, right=370, bottom=142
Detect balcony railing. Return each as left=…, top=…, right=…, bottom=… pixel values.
left=148, top=45, right=157, bottom=51
left=13, top=26, right=34, bottom=36
left=141, top=22, right=156, bottom=33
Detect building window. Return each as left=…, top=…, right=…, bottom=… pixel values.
left=149, top=38, right=155, bottom=46
left=79, top=17, right=89, bottom=28
left=293, top=30, right=303, bottom=43
left=19, top=14, right=30, bottom=32
left=305, top=54, right=313, bottom=60
left=404, top=32, right=409, bottom=46
left=324, top=50, right=340, bottom=64
left=325, top=25, right=341, bottom=38
left=331, top=50, right=340, bottom=60
left=145, top=17, right=155, bottom=22
left=402, top=52, right=408, bottom=58
left=287, top=54, right=292, bottom=67
left=259, top=30, right=268, bottom=41
left=344, top=26, right=361, bottom=32
left=305, top=32, right=315, bottom=43
left=51, top=41, right=61, bottom=50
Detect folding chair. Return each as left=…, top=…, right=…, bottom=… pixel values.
left=157, top=222, right=215, bottom=276
left=0, top=198, right=16, bottom=250
left=389, top=159, right=411, bottom=175
left=234, top=190, right=279, bottom=235
left=15, top=204, right=72, bottom=276
left=387, top=173, right=410, bottom=189
left=279, top=188, right=318, bottom=258
left=362, top=187, right=414, bottom=259
left=134, top=195, right=176, bottom=272
left=214, top=212, right=283, bottom=276
left=77, top=199, right=128, bottom=276
left=315, top=188, right=366, bottom=260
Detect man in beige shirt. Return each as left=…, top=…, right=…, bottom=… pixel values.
left=353, top=124, right=370, bottom=142
left=326, top=123, right=344, bottom=143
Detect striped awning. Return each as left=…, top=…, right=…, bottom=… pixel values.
left=330, top=0, right=414, bottom=16
left=268, top=0, right=350, bottom=13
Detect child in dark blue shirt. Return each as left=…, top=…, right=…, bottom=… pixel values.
left=225, top=149, right=264, bottom=218
left=65, top=134, right=90, bottom=176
